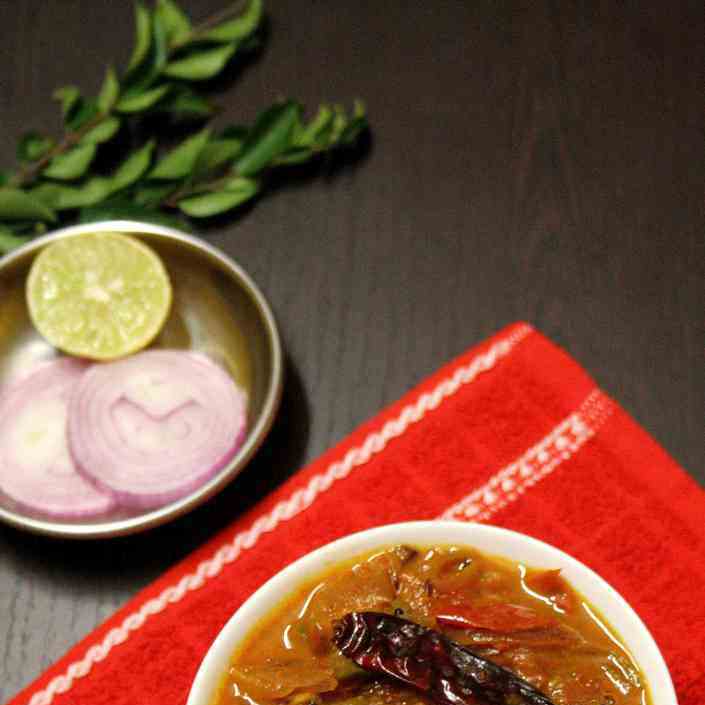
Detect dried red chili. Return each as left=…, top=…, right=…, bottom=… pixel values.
left=332, top=611, right=556, bottom=705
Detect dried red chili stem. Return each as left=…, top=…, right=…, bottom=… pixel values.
left=332, top=611, right=556, bottom=705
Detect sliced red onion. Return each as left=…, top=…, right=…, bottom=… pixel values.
left=0, top=358, right=115, bottom=518
left=68, top=350, right=248, bottom=509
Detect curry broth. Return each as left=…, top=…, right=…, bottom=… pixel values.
left=214, top=545, right=651, bottom=705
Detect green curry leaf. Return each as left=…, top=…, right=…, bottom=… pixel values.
left=163, top=43, right=236, bottom=81
left=53, top=86, right=81, bottom=118
left=134, top=181, right=180, bottom=207
left=274, top=146, right=314, bottom=166
left=43, top=143, right=97, bottom=180
left=116, top=84, right=171, bottom=113
left=178, top=177, right=259, bottom=216
left=0, top=188, right=57, bottom=222
left=156, top=0, right=192, bottom=45
left=155, top=86, right=213, bottom=118
left=126, top=2, right=153, bottom=72
left=31, top=178, right=111, bottom=210
left=149, top=127, right=211, bottom=179
left=81, top=116, right=122, bottom=145
left=110, top=140, right=155, bottom=191
left=0, top=1, right=370, bottom=254
left=235, top=101, right=300, bottom=176
left=193, top=138, right=244, bottom=178
left=203, top=0, right=263, bottom=42
left=295, top=104, right=334, bottom=148
left=66, top=99, right=100, bottom=132
left=97, top=66, right=120, bottom=113
left=17, top=133, right=55, bottom=163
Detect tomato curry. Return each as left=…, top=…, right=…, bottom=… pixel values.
left=214, top=544, right=651, bottom=705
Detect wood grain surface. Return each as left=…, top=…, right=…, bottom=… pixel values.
left=0, top=0, right=702, bottom=700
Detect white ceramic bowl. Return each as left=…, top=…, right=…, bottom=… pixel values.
left=188, top=521, right=676, bottom=705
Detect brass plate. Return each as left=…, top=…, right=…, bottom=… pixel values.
left=0, top=221, right=283, bottom=538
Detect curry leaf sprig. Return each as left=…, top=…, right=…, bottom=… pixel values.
left=0, top=0, right=368, bottom=253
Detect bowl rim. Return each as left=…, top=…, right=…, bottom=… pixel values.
left=187, top=520, right=677, bottom=705
left=0, top=220, right=284, bottom=539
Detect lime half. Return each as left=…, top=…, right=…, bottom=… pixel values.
left=27, top=232, right=172, bottom=360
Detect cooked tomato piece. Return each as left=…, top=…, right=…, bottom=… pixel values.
left=435, top=599, right=555, bottom=632
left=525, top=569, right=576, bottom=613
left=459, top=623, right=583, bottom=653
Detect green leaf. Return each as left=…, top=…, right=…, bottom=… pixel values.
left=340, top=100, right=368, bottom=144
left=329, top=104, right=349, bottom=143
left=127, top=2, right=153, bottom=72
left=0, top=172, right=8, bottom=187
left=163, top=43, right=236, bottom=81
left=295, top=104, right=334, bottom=148
left=29, top=182, right=66, bottom=209
left=235, top=101, right=300, bottom=176
left=194, top=138, right=244, bottom=178
left=97, top=66, right=120, bottom=112
left=73, top=178, right=114, bottom=206
left=274, top=146, right=314, bottom=166
left=79, top=199, right=184, bottom=229
left=53, top=86, right=81, bottom=117
left=149, top=12, right=170, bottom=76
left=178, top=177, right=259, bottom=217
left=116, top=84, right=170, bottom=113
left=122, top=9, right=169, bottom=94
left=110, top=140, right=155, bottom=191
left=31, top=179, right=111, bottom=210
left=43, top=143, right=97, bottom=180
left=53, top=86, right=98, bottom=131
left=66, top=99, right=99, bottom=132
left=155, top=86, right=213, bottom=118
left=0, top=188, right=56, bottom=222
left=17, top=132, right=55, bottom=162
left=133, top=181, right=179, bottom=207
left=156, top=0, right=192, bottom=45
left=36, top=141, right=155, bottom=208
left=222, top=173, right=261, bottom=193
left=0, top=226, right=31, bottom=254
left=149, top=127, right=211, bottom=179
left=204, top=0, right=263, bottom=42
left=81, top=116, right=122, bottom=145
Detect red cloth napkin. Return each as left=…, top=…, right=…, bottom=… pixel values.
left=9, top=322, right=704, bottom=705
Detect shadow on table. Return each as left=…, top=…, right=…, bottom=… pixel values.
left=0, top=353, right=310, bottom=587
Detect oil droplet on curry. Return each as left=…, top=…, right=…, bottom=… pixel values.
left=214, top=545, right=651, bottom=705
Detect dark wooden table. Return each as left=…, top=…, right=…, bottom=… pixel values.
left=0, top=0, right=702, bottom=700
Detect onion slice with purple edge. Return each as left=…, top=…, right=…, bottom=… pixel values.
left=0, top=358, right=115, bottom=518
left=67, top=350, right=247, bottom=510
